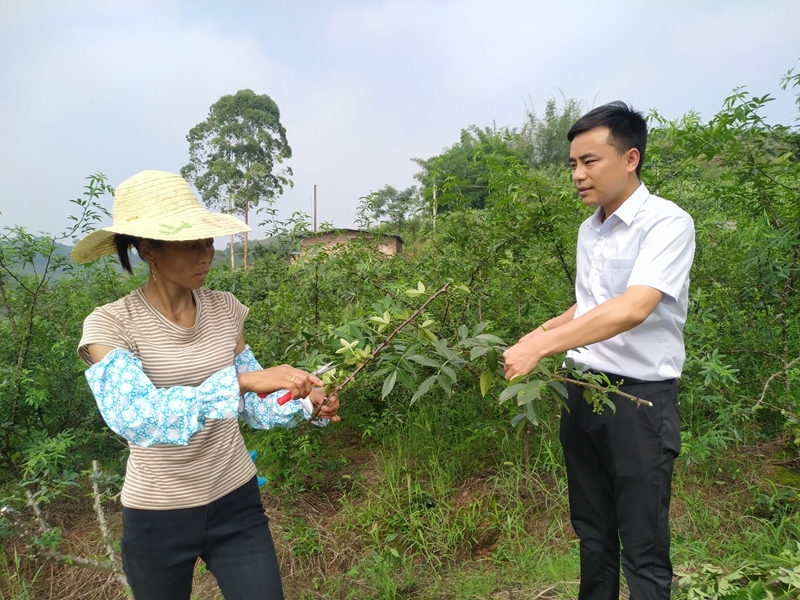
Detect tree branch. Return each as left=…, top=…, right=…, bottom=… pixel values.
left=301, top=283, right=451, bottom=428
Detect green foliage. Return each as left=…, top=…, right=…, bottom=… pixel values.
left=0, top=174, right=134, bottom=486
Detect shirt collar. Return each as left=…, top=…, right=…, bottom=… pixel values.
left=590, top=182, right=650, bottom=229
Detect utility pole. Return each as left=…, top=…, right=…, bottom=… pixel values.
left=313, top=184, right=318, bottom=232
left=229, top=196, right=234, bottom=269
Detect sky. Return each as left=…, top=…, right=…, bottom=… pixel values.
left=1, top=0, right=799, bottom=243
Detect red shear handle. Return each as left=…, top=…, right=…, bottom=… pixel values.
left=256, top=390, right=293, bottom=405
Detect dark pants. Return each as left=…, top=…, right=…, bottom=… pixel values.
left=560, top=375, right=680, bottom=600
left=121, top=477, right=284, bottom=600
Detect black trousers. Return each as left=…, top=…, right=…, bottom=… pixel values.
left=560, top=376, right=680, bottom=600
left=121, top=477, right=284, bottom=600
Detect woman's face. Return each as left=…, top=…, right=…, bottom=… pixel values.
left=142, top=238, right=215, bottom=290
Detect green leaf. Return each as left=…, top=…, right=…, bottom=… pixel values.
left=441, top=364, right=457, bottom=384
left=433, top=339, right=457, bottom=360
left=471, top=322, right=489, bottom=337
left=487, top=347, right=498, bottom=373
left=510, top=413, right=527, bottom=427
left=499, top=383, right=527, bottom=404
left=535, top=361, right=552, bottom=378
left=407, top=354, right=442, bottom=368
left=476, top=333, right=507, bottom=346
left=396, top=368, right=416, bottom=392
left=524, top=398, right=540, bottom=426
left=436, top=374, right=452, bottom=395
left=458, top=325, right=469, bottom=340
left=411, top=375, right=437, bottom=404
left=381, top=370, right=398, bottom=400
left=479, top=371, right=493, bottom=397
left=470, top=346, right=490, bottom=361
left=548, top=380, right=568, bottom=399
left=517, top=380, right=543, bottom=406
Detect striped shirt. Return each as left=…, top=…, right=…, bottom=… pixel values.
left=78, top=287, right=257, bottom=510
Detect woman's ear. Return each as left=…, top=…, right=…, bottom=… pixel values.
left=137, top=239, right=156, bottom=264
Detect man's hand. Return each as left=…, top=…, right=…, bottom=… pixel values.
left=503, top=336, right=545, bottom=381
left=309, top=387, right=341, bottom=423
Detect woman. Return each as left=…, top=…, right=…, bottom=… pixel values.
left=72, top=170, right=340, bottom=600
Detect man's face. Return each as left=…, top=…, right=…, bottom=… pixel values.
left=569, top=126, right=639, bottom=217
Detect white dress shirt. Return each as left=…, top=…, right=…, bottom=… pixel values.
left=566, top=183, right=695, bottom=380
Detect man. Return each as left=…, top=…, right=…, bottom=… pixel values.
left=503, top=101, right=695, bottom=600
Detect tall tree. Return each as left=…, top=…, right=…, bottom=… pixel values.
left=356, top=185, right=422, bottom=230
left=181, top=89, right=292, bottom=268
left=519, top=96, right=586, bottom=169
left=413, top=126, right=524, bottom=212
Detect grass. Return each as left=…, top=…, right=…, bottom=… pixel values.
left=2, top=399, right=799, bottom=599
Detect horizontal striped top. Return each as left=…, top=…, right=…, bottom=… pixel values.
left=78, top=287, right=256, bottom=510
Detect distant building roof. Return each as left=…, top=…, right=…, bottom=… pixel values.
left=297, top=229, right=403, bottom=257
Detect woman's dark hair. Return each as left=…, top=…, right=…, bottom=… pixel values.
left=567, top=101, right=648, bottom=177
left=114, top=234, right=162, bottom=274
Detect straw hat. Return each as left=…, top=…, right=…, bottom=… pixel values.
left=71, top=170, right=251, bottom=263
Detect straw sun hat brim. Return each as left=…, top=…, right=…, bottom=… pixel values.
left=71, top=212, right=251, bottom=263
left=70, top=169, right=252, bottom=263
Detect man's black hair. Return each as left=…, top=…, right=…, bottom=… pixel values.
left=114, top=234, right=161, bottom=274
left=567, top=101, right=648, bottom=178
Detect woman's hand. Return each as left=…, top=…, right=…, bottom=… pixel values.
left=238, top=365, right=323, bottom=401
left=309, top=387, right=341, bottom=422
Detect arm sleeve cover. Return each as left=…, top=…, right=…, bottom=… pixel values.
left=232, top=345, right=314, bottom=429
left=84, top=348, right=240, bottom=447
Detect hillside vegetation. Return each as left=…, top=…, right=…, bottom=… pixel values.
left=1, top=80, right=799, bottom=599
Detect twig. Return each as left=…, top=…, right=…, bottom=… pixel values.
left=756, top=355, right=800, bottom=407
left=0, top=505, right=125, bottom=576
left=25, top=489, right=49, bottom=533
left=555, top=375, right=653, bottom=407
left=302, top=283, right=451, bottom=427
left=92, top=460, right=129, bottom=588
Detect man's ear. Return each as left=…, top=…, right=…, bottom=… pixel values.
left=625, top=148, right=641, bottom=175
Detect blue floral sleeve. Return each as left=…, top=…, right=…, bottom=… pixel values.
left=233, top=346, right=316, bottom=429
left=85, top=348, right=241, bottom=447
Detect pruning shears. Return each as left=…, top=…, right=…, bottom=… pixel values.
left=257, top=362, right=337, bottom=405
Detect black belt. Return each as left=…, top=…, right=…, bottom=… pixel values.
left=586, top=370, right=676, bottom=387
